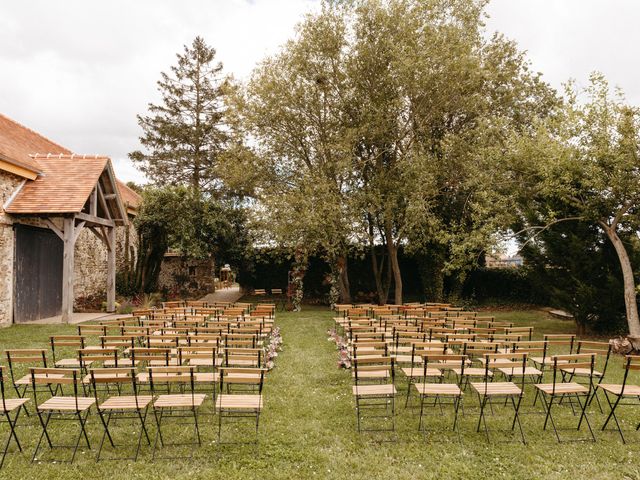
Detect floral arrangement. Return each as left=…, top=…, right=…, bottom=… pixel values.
left=288, top=250, right=307, bottom=311
left=264, top=327, right=283, bottom=370
left=327, top=328, right=351, bottom=369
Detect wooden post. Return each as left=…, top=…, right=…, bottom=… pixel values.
left=61, top=217, right=75, bottom=323
left=106, top=226, right=116, bottom=312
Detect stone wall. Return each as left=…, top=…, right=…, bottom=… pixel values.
left=158, top=255, right=215, bottom=297
left=74, top=228, right=108, bottom=302
left=0, top=171, right=22, bottom=327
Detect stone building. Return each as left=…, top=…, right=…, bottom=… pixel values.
left=158, top=251, right=215, bottom=297
left=0, top=113, right=140, bottom=326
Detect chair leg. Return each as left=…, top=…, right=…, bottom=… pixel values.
left=96, top=410, right=116, bottom=462
left=71, top=410, right=92, bottom=464
left=32, top=411, right=53, bottom=462
left=192, top=407, right=201, bottom=446
left=0, top=409, right=23, bottom=469
left=511, top=395, right=526, bottom=444
left=601, top=391, right=624, bottom=442
left=576, top=394, right=596, bottom=442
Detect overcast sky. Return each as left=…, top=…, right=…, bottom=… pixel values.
left=1, top=0, right=639, bottom=184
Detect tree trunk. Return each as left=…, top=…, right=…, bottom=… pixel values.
left=336, top=254, right=351, bottom=304
left=384, top=218, right=402, bottom=304
left=603, top=224, right=640, bottom=336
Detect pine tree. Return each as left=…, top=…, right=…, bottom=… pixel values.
left=130, top=36, right=229, bottom=195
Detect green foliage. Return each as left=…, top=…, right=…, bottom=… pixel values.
left=230, top=0, right=558, bottom=304
left=132, top=185, right=247, bottom=293
left=505, top=73, right=640, bottom=334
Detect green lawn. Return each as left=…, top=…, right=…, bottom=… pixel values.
left=1, top=305, right=639, bottom=479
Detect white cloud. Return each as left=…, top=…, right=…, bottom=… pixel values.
left=0, top=0, right=638, bottom=184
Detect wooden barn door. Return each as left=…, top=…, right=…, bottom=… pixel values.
left=13, top=224, right=63, bottom=322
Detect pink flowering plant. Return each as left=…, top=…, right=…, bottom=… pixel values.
left=327, top=328, right=351, bottom=369
left=264, top=327, right=283, bottom=370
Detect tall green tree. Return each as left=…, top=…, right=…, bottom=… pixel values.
left=130, top=36, right=229, bottom=195
left=229, top=5, right=358, bottom=303
left=507, top=74, right=640, bottom=336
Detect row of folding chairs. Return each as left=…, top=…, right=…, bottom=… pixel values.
left=0, top=363, right=265, bottom=465
left=349, top=348, right=621, bottom=443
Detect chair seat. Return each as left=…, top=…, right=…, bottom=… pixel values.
left=149, top=358, right=181, bottom=366
left=598, top=384, right=640, bottom=396
left=99, top=395, right=154, bottom=410
left=498, top=367, right=542, bottom=377
left=401, top=367, right=442, bottom=378
left=451, top=367, right=493, bottom=377
left=414, top=383, right=462, bottom=396
left=216, top=394, right=263, bottom=410
left=154, top=394, right=206, bottom=408
left=1, top=398, right=29, bottom=412
left=55, top=358, right=90, bottom=368
left=38, top=396, right=95, bottom=411
left=471, top=382, right=521, bottom=396
left=352, top=384, right=396, bottom=396
left=560, top=367, right=602, bottom=377
left=535, top=382, right=589, bottom=395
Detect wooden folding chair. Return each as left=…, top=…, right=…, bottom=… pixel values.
left=0, top=366, right=29, bottom=469
left=90, top=368, right=153, bottom=461
left=216, top=367, right=266, bottom=444
left=534, top=354, right=597, bottom=442
left=402, top=342, right=445, bottom=407
left=599, top=355, right=640, bottom=443
left=561, top=340, right=612, bottom=412
left=415, top=354, right=465, bottom=437
left=5, top=349, right=55, bottom=407
left=352, top=356, right=396, bottom=433
left=29, top=368, right=95, bottom=463
left=148, top=366, right=206, bottom=459
left=49, top=336, right=88, bottom=369
left=471, top=353, right=528, bottom=443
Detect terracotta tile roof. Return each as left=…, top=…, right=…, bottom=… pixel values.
left=116, top=179, right=141, bottom=210
left=0, top=113, right=140, bottom=215
left=0, top=113, right=70, bottom=172
left=5, top=154, right=109, bottom=214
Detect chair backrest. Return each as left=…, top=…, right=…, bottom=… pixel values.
left=577, top=340, right=612, bottom=378
left=618, top=355, right=640, bottom=395
left=78, top=347, right=119, bottom=369
left=50, top=335, right=86, bottom=362
left=480, top=352, right=528, bottom=391
left=549, top=353, right=596, bottom=394
left=219, top=367, right=266, bottom=393
left=5, top=349, right=48, bottom=382
left=223, top=348, right=262, bottom=367
left=422, top=353, right=467, bottom=384
left=100, top=335, right=138, bottom=351
left=130, top=347, right=172, bottom=366
left=352, top=356, right=394, bottom=385
left=504, top=326, right=534, bottom=341
left=30, top=367, right=84, bottom=410
left=148, top=366, right=197, bottom=394
left=544, top=334, right=576, bottom=354
left=352, top=341, right=388, bottom=359
left=178, top=346, right=217, bottom=366
left=77, top=324, right=108, bottom=337
left=463, top=342, right=499, bottom=359
left=89, top=367, right=142, bottom=406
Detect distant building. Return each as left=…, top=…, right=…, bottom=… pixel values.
left=486, top=253, right=524, bottom=269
